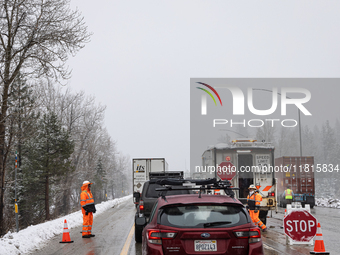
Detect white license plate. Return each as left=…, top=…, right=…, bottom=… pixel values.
left=194, top=240, right=217, bottom=252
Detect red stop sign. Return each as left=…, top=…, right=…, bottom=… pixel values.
left=217, top=162, right=236, bottom=180
left=283, top=210, right=317, bottom=242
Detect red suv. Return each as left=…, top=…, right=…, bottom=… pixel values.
left=138, top=194, right=264, bottom=255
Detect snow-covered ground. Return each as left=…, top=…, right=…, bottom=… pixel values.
left=315, top=197, right=340, bottom=208
left=0, top=195, right=132, bottom=255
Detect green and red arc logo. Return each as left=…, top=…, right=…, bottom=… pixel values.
left=196, top=82, right=223, bottom=106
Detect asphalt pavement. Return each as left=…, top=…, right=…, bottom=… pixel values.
left=269, top=206, right=339, bottom=254
left=29, top=199, right=135, bottom=255
left=28, top=200, right=339, bottom=255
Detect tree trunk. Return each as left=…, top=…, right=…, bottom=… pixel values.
left=0, top=78, right=11, bottom=235
left=62, top=175, right=70, bottom=215
left=62, top=191, right=69, bottom=215
left=0, top=123, right=5, bottom=235
left=45, top=174, right=50, bottom=221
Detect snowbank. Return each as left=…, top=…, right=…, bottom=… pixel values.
left=0, top=195, right=132, bottom=255
left=315, top=197, right=340, bottom=209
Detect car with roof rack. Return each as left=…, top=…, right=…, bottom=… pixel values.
left=135, top=171, right=189, bottom=242
left=136, top=178, right=264, bottom=254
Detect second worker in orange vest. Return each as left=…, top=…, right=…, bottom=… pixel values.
left=80, top=181, right=97, bottom=238
left=247, top=184, right=267, bottom=232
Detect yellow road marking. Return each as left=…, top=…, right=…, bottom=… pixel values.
left=120, top=223, right=135, bottom=255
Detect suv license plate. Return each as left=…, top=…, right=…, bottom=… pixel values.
left=194, top=240, right=217, bottom=251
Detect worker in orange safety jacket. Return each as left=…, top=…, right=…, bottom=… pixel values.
left=80, top=181, right=96, bottom=238
left=247, top=184, right=267, bottom=232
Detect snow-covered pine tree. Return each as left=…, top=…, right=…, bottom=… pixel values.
left=20, top=112, right=74, bottom=223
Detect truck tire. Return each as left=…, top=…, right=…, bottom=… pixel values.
left=259, top=210, right=268, bottom=226
left=306, top=197, right=315, bottom=209
left=135, top=224, right=143, bottom=243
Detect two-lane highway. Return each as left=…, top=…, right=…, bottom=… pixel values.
left=29, top=199, right=337, bottom=255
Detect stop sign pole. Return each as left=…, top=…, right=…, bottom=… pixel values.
left=284, top=210, right=317, bottom=244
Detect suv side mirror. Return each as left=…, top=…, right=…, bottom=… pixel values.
left=136, top=216, right=147, bottom=226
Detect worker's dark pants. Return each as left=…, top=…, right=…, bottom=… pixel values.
left=286, top=199, right=293, bottom=205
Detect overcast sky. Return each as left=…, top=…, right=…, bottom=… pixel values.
left=67, top=1, right=340, bottom=171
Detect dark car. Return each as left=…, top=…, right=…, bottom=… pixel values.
left=135, top=180, right=191, bottom=242
left=139, top=194, right=264, bottom=255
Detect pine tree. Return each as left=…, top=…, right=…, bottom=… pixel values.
left=275, top=126, right=299, bottom=157
left=93, top=159, right=105, bottom=202
left=321, top=120, right=335, bottom=165
left=4, top=75, right=40, bottom=231
left=20, top=112, right=74, bottom=223
left=302, top=125, right=315, bottom=156
left=335, top=119, right=340, bottom=145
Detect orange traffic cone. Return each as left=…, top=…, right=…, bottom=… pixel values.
left=310, top=223, right=329, bottom=254
left=60, top=219, right=74, bottom=243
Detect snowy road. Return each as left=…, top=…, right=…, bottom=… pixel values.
left=29, top=199, right=135, bottom=255
left=268, top=206, right=340, bottom=254
left=26, top=198, right=340, bottom=255
left=0, top=196, right=334, bottom=254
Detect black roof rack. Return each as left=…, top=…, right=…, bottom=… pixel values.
left=155, top=178, right=239, bottom=199
left=155, top=178, right=216, bottom=186
left=149, top=171, right=184, bottom=182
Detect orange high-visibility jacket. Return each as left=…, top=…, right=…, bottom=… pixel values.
left=247, top=192, right=262, bottom=210
left=80, top=184, right=95, bottom=213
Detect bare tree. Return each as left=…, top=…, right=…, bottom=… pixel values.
left=0, top=0, right=91, bottom=234
left=256, top=122, right=277, bottom=143
left=3, top=79, right=132, bottom=228
left=35, top=81, right=107, bottom=215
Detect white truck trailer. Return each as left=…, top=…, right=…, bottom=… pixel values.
left=132, top=158, right=168, bottom=205
left=200, top=139, right=277, bottom=224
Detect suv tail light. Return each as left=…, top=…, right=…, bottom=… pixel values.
left=147, top=229, right=178, bottom=244
left=269, top=192, right=275, bottom=197
left=139, top=200, right=144, bottom=211
left=233, top=228, right=261, bottom=243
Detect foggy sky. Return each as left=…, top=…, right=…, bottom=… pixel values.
left=67, top=1, right=340, bottom=171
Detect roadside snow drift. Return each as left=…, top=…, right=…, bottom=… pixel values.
left=315, top=197, right=340, bottom=208
left=0, top=195, right=132, bottom=255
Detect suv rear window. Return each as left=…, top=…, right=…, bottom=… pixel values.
left=146, top=184, right=190, bottom=198
left=160, top=204, right=248, bottom=228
